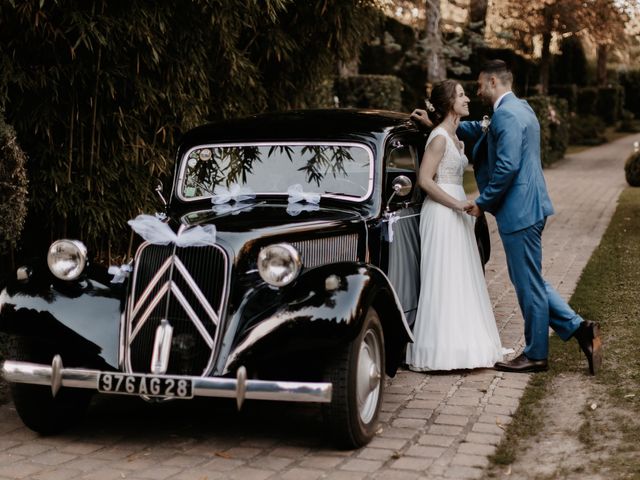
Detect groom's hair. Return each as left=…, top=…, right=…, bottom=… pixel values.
left=480, top=60, right=513, bottom=86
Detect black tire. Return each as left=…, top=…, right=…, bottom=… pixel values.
left=322, top=307, right=385, bottom=449
left=9, top=338, right=92, bottom=435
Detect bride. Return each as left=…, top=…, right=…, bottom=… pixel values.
left=406, top=80, right=504, bottom=371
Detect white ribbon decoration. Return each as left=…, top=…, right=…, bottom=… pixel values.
left=286, top=203, right=320, bottom=216
left=212, top=202, right=255, bottom=215
left=386, top=213, right=400, bottom=243
left=108, top=264, right=132, bottom=284
left=211, top=183, right=256, bottom=205
left=287, top=184, right=321, bottom=204
left=128, top=214, right=217, bottom=247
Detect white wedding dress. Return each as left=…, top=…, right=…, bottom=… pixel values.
left=405, top=126, right=504, bottom=371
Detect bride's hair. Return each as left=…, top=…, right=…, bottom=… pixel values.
left=426, top=79, right=460, bottom=125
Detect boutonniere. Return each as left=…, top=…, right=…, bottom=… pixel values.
left=481, top=115, right=491, bottom=133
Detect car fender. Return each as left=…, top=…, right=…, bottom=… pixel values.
left=0, top=272, right=123, bottom=370
left=222, top=262, right=414, bottom=376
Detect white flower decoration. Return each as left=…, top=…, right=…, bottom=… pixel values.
left=481, top=115, right=491, bottom=133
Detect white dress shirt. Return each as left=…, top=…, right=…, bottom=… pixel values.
left=493, top=91, right=513, bottom=111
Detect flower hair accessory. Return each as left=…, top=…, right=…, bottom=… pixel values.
left=424, top=99, right=435, bottom=113
left=481, top=115, right=491, bottom=133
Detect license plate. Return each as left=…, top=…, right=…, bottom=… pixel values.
left=97, top=373, right=193, bottom=399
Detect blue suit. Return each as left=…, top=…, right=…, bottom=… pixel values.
left=458, top=93, right=582, bottom=360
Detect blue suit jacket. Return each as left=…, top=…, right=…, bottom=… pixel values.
left=457, top=93, right=554, bottom=234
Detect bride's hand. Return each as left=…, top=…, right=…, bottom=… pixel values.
left=455, top=200, right=473, bottom=212
left=410, top=109, right=433, bottom=128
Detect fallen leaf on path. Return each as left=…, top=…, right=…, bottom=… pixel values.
left=215, top=451, right=233, bottom=459
left=495, top=418, right=506, bottom=430
left=624, top=394, right=635, bottom=398
left=504, top=465, right=512, bottom=475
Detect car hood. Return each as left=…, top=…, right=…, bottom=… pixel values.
left=174, top=202, right=367, bottom=248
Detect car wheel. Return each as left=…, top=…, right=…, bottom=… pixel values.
left=322, top=306, right=385, bottom=449
left=9, top=338, right=92, bottom=435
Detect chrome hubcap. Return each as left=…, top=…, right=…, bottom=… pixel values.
left=356, top=328, right=382, bottom=424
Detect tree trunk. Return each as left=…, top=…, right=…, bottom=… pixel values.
left=469, top=0, right=488, bottom=28
left=424, top=0, right=445, bottom=84
left=539, top=31, right=551, bottom=94
left=596, top=44, right=608, bottom=86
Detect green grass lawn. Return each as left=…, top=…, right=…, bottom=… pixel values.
left=487, top=187, right=640, bottom=477
left=463, top=169, right=478, bottom=195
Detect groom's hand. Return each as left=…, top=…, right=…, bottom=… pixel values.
left=465, top=202, right=482, bottom=218
left=410, top=109, right=433, bottom=129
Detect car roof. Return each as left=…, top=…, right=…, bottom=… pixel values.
left=178, top=109, right=418, bottom=149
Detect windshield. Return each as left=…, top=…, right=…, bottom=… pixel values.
left=178, top=143, right=373, bottom=202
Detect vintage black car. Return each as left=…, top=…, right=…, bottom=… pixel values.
left=0, top=109, right=490, bottom=448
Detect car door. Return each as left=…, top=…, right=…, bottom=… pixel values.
left=380, top=134, right=424, bottom=329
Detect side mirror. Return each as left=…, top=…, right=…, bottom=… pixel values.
left=392, top=175, right=412, bottom=197
left=385, top=175, right=413, bottom=211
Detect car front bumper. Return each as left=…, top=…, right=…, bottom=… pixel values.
left=2, top=356, right=332, bottom=407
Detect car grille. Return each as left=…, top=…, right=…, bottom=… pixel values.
left=126, top=243, right=228, bottom=376
left=291, top=234, right=359, bottom=269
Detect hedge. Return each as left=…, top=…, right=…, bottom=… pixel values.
left=549, top=84, right=578, bottom=112
left=576, top=85, right=624, bottom=123
left=569, top=114, right=607, bottom=146
left=526, top=96, right=569, bottom=166
left=577, top=87, right=599, bottom=116
left=334, top=75, right=404, bottom=111
left=596, top=85, right=624, bottom=124
left=619, top=70, right=640, bottom=117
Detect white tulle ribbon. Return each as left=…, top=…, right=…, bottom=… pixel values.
left=287, top=184, right=321, bottom=204
left=128, top=214, right=217, bottom=247
left=108, top=264, right=132, bottom=284
left=211, top=183, right=256, bottom=205
left=212, top=202, right=255, bottom=215
left=286, top=203, right=320, bottom=216
left=386, top=212, right=400, bottom=242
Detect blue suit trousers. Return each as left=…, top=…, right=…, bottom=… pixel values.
left=499, top=219, right=583, bottom=360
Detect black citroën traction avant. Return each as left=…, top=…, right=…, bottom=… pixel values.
left=0, top=109, right=490, bottom=448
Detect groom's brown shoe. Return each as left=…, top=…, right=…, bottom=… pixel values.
left=494, top=353, right=548, bottom=373
left=572, top=320, right=603, bottom=375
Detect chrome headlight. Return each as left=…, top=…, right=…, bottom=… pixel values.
left=47, top=239, right=88, bottom=280
left=257, top=243, right=302, bottom=287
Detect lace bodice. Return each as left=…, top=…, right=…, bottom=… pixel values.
left=426, top=126, right=468, bottom=185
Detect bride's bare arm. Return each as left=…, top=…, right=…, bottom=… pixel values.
left=418, top=136, right=471, bottom=212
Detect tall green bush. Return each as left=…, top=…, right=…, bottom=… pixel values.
left=335, top=75, right=404, bottom=111
left=0, top=111, right=28, bottom=257
left=619, top=70, right=640, bottom=117
left=526, top=96, right=569, bottom=166
left=577, top=87, right=599, bottom=116
left=596, top=85, right=624, bottom=124
left=0, top=1, right=379, bottom=257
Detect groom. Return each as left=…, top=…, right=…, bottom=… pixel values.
left=411, top=60, right=602, bottom=374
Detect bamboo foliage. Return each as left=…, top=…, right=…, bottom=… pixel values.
left=0, top=0, right=379, bottom=257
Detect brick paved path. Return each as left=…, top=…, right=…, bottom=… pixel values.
left=0, top=134, right=638, bottom=480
